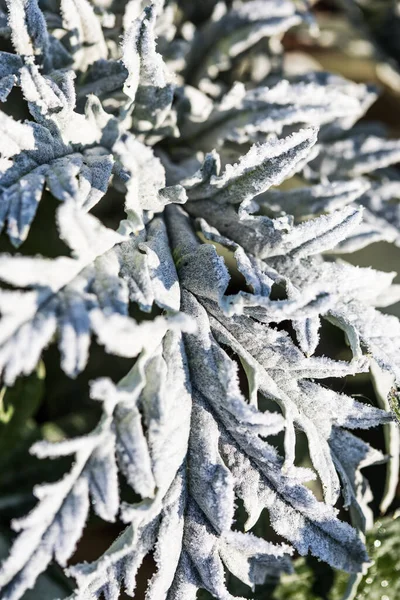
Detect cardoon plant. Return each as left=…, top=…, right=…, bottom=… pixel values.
left=0, top=1, right=400, bottom=599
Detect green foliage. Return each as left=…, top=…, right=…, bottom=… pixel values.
left=275, top=515, right=400, bottom=600
left=0, top=362, right=45, bottom=457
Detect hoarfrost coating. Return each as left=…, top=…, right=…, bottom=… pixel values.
left=0, top=1, right=399, bottom=599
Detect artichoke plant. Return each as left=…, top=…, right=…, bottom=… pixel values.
left=0, top=1, right=400, bottom=599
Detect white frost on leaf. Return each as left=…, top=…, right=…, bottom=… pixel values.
left=0, top=1, right=400, bottom=599
left=0, top=205, right=190, bottom=384
left=183, top=128, right=319, bottom=204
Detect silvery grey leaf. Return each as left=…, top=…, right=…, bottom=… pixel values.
left=0, top=73, right=16, bottom=102
left=0, top=52, right=22, bottom=101
left=292, top=315, right=321, bottom=357
left=184, top=256, right=372, bottom=516
left=180, top=290, right=285, bottom=444
left=331, top=212, right=396, bottom=254
left=186, top=0, right=303, bottom=86
left=273, top=253, right=400, bottom=348
left=76, top=59, right=128, bottom=102
left=183, top=292, right=368, bottom=544
left=0, top=430, right=109, bottom=600
left=5, top=1, right=68, bottom=72
left=260, top=178, right=370, bottom=219
left=295, top=380, right=390, bottom=507
left=186, top=198, right=362, bottom=260
left=220, top=430, right=369, bottom=573
left=0, top=2, right=398, bottom=599
left=0, top=414, right=117, bottom=599
left=63, top=332, right=192, bottom=598
left=117, top=216, right=180, bottom=312
left=327, top=301, right=400, bottom=384
left=0, top=323, right=192, bottom=600
left=0, top=106, right=36, bottom=160
left=308, top=134, right=400, bottom=179
left=168, top=205, right=349, bottom=329
left=370, top=361, right=400, bottom=515
left=19, top=64, right=75, bottom=133
left=122, top=4, right=175, bottom=137
left=0, top=205, right=190, bottom=383
left=91, top=329, right=191, bottom=501
left=183, top=128, right=318, bottom=204
left=70, top=470, right=287, bottom=600
left=60, top=0, right=108, bottom=70
left=206, top=306, right=377, bottom=506
left=167, top=205, right=293, bottom=321
left=0, top=110, right=115, bottom=245
left=269, top=205, right=363, bottom=259
left=5, top=0, right=50, bottom=66
left=113, top=132, right=184, bottom=232
left=83, top=94, right=120, bottom=149
left=179, top=79, right=370, bottom=149
left=357, top=179, right=400, bottom=247
left=167, top=204, right=383, bottom=368
left=277, top=253, right=397, bottom=304
left=74, top=150, right=114, bottom=211
left=18, top=64, right=103, bottom=145
left=62, top=295, right=295, bottom=599
left=330, top=428, right=386, bottom=532
left=288, top=71, right=378, bottom=138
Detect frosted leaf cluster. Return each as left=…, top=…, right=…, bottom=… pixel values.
left=0, top=1, right=400, bottom=599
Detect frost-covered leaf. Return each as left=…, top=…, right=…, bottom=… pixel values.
left=220, top=430, right=368, bottom=573
left=371, top=361, right=400, bottom=515
left=260, top=179, right=370, bottom=219
left=183, top=128, right=318, bottom=204
left=205, top=305, right=383, bottom=506
left=3, top=206, right=380, bottom=598
left=19, top=64, right=78, bottom=135
left=186, top=194, right=363, bottom=260
left=76, top=59, right=128, bottom=103
left=114, top=132, right=186, bottom=232
left=5, top=0, right=49, bottom=66
left=270, top=254, right=400, bottom=313
left=0, top=52, right=22, bottom=101
left=166, top=205, right=326, bottom=322
left=60, top=0, right=108, bottom=70
left=327, top=301, right=400, bottom=384
left=0, top=116, right=113, bottom=245
left=264, top=253, right=400, bottom=357
left=0, top=111, right=36, bottom=160
left=330, top=428, right=385, bottom=532
left=0, top=2, right=398, bottom=600
left=165, top=206, right=390, bottom=509
left=275, top=515, right=400, bottom=600
left=116, top=216, right=181, bottom=312
left=0, top=205, right=190, bottom=384
left=308, top=134, right=400, bottom=179
left=0, top=326, right=191, bottom=599
left=354, top=179, right=400, bottom=248
left=69, top=470, right=292, bottom=600
left=182, top=294, right=369, bottom=573
left=179, top=79, right=371, bottom=148
left=186, top=0, right=303, bottom=86
left=289, top=71, right=378, bottom=139
left=18, top=63, right=107, bottom=145
left=65, top=289, right=369, bottom=600
left=122, top=4, right=175, bottom=138
left=5, top=0, right=71, bottom=71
